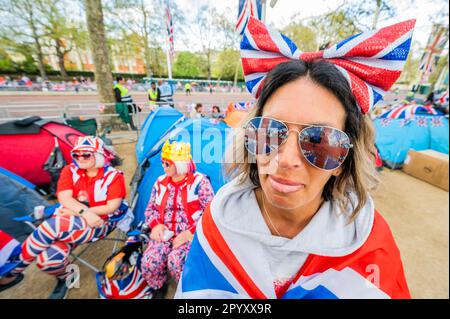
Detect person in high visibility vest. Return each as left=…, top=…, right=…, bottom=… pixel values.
left=157, top=79, right=174, bottom=107
left=148, top=82, right=160, bottom=109
left=114, top=76, right=138, bottom=130
left=185, top=82, right=191, bottom=96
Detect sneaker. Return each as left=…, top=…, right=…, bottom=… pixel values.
left=0, top=273, right=24, bottom=293
left=48, top=278, right=69, bottom=299
left=152, top=283, right=168, bottom=299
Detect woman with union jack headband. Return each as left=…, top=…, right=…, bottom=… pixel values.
left=176, top=17, right=414, bottom=299
left=4, top=136, right=128, bottom=299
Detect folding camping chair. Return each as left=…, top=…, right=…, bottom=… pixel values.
left=13, top=203, right=132, bottom=273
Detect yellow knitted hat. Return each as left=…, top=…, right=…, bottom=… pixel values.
left=161, top=140, right=192, bottom=162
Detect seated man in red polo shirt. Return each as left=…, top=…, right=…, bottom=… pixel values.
left=5, top=136, right=127, bottom=299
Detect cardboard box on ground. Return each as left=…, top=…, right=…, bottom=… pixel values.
left=402, top=150, right=449, bottom=191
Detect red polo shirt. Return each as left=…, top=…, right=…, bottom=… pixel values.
left=57, top=164, right=126, bottom=220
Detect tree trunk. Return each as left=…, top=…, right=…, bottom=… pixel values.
left=84, top=0, right=115, bottom=105
left=143, top=34, right=153, bottom=78
left=233, top=59, right=239, bottom=88
left=372, top=0, right=382, bottom=29
left=55, top=40, right=68, bottom=79
left=33, top=36, right=47, bottom=79
left=141, top=3, right=152, bottom=78
left=29, top=13, right=46, bottom=79
left=207, top=50, right=211, bottom=81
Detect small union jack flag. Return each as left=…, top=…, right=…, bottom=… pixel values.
left=399, top=119, right=411, bottom=127
left=431, top=117, right=444, bottom=127
left=416, top=116, right=428, bottom=127
left=236, top=0, right=262, bottom=35
left=240, top=17, right=416, bottom=114
left=419, top=24, right=449, bottom=78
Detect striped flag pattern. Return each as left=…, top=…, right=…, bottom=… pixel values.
left=240, top=17, right=416, bottom=114
left=166, top=0, right=174, bottom=59
left=379, top=103, right=442, bottom=119
left=236, top=0, right=262, bottom=35
left=419, top=24, right=449, bottom=79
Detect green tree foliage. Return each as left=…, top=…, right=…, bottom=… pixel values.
left=281, top=23, right=317, bottom=52
left=173, top=51, right=204, bottom=78
left=0, top=49, right=16, bottom=73
left=213, top=49, right=242, bottom=81
left=309, top=10, right=361, bottom=49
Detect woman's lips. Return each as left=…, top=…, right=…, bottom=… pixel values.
left=268, top=175, right=305, bottom=194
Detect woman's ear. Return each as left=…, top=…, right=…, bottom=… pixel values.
left=332, top=167, right=343, bottom=177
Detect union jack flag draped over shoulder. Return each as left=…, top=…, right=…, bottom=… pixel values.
left=166, top=0, right=174, bottom=59
left=240, top=17, right=416, bottom=114
left=236, top=0, right=262, bottom=35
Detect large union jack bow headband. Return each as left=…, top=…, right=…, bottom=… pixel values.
left=241, top=17, right=416, bottom=114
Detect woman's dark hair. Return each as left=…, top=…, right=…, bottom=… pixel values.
left=195, top=103, right=203, bottom=111
left=212, top=105, right=221, bottom=113
left=235, top=59, right=379, bottom=219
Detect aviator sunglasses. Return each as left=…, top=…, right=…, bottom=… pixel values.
left=243, top=116, right=353, bottom=171
left=71, top=152, right=94, bottom=160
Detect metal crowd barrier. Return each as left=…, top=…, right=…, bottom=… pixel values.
left=0, top=100, right=251, bottom=143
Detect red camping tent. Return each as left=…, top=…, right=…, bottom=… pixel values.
left=0, top=117, right=85, bottom=186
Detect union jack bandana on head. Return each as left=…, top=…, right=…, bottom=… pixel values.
left=72, top=136, right=106, bottom=155
left=240, top=17, right=416, bottom=114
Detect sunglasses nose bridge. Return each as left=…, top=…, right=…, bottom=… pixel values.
left=276, top=129, right=307, bottom=168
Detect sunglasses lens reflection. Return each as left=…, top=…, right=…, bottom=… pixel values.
left=244, top=117, right=351, bottom=170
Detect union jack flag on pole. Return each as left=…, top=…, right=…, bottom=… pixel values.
left=236, top=0, right=262, bottom=35
left=166, top=0, right=174, bottom=59
left=419, top=24, right=449, bottom=82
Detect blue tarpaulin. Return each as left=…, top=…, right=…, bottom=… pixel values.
left=374, top=115, right=449, bottom=168
left=135, top=106, right=184, bottom=164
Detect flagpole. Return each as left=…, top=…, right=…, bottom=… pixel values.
left=166, top=42, right=172, bottom=80
left=165, top=0, right=173, bottom=80
left=261, top=0, right=266, bottom=22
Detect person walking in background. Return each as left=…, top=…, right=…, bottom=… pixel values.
left=185, top=82, right=191, bottom=96
left=148, top=82, right=161, bottom=110
left=114, top=76, right=138, bottom=130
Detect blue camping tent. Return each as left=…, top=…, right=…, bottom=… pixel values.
left=135, top=106, right=185, bottom=164
left=0, top=167, right=48, bottom=241
left=374, top=115, right=449, bottom=168
left=132, top=116, right=232, bottom=226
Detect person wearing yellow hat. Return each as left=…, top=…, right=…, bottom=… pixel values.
left=140, top=140, right=214, bottom=298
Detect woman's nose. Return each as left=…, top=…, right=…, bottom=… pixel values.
left=276, top=131, right=307, bottom=169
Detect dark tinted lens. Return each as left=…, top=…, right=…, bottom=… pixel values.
left=244, top=117, right=288, bottom=155
left=72, top=153, right=92, bottom=160
left=299, top=126, right=351, bottom=170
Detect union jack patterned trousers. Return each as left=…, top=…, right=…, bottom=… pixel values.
left=11, top=214, right=116, bottom=279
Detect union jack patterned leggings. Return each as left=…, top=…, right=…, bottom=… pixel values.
left=11, top=214, right=115, bottom=279
left=141, top=240, right=190, bottom=290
